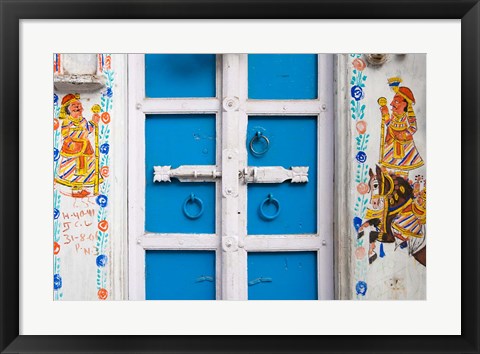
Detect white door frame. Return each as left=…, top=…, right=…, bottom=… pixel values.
left=127, top=54, right=334, bottom=300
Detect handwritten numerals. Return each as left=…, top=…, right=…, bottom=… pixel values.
left=60, top=207, right=98, bottom=256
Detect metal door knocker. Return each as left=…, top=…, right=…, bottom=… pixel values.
left=249, top=131, right=270, bottom=156
left=259, top=193, right=281, bottom=221
left=183, top=193, right=204, bottom=220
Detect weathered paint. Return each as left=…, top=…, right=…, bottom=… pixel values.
left=248, top=251, right=318, bottom=300
left=248, top=54, right=318, bottom=99
left=145, top=250, right=216, bottom=300
left=145, top=54, right=216, bottom=98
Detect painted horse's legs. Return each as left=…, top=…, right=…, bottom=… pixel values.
left=357, top=220, right=381, bottom=264
left=368, top=242, right=377, bottom=264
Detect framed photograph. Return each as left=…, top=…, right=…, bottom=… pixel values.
left=1, top=0, right=478, bottom=353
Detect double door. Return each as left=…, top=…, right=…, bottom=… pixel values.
left=128, top=54, right=333, bottom=300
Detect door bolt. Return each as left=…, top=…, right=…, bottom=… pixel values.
left=225, top=188, right=232, bottom=195
left=322, top=240, right=327, bottom=246
left=136, top=103, right=142, bottom=110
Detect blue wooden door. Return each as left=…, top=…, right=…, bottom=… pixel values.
left=141, top=54, right=326, bottom=300
left=144, top=54, right=217, bottom=300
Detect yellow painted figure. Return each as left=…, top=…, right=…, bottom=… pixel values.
left=378, top=78, right=424, bottom=171
left=55, top=94, right=102, bottom=198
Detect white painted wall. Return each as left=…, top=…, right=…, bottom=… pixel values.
left=53, top=54, right=127, bottom=301
left=340, top=54, right=427, bottom=300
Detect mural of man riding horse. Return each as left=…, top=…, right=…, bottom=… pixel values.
left=358, top=77, right=426, bottom=267
left=357, top=165, right=426, bottom=266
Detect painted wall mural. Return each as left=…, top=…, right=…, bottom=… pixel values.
left=350, top=54, right=426, bottom=300
left=53, top=54, right=114, bottom=300
left=52, top=53, right=424, bottom=300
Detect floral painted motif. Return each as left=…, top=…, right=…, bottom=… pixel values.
left=100, top=166, right=109, bottom=178
left=53, top=92, right=63, bottom=300
left=98, top=220, right=109, bottom=232
left=352, top=58, right=366, bottom=71
left=96, top=254, right=108, bottom=267
left=355, top=280, right=368, bottom=296
left=94, top=54, right=114, bottom=300
left=96, top=194, right=109, bottom=208
left=355, top=121, right=367, bottom=134
left=351, top=85, right=364, bottom=101
left=356, top=182, right=369, bottom=195
left=350, top=54, right=370, bottom=300
left=97, top=288, right=108, bottom=300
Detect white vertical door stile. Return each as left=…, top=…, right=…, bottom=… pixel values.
left=221, top=54, right=244, bottom=300
left=214, top=55, right=224, bottom=301
left=127, top=54, right=146, bottom=300
left=237, top=54, right=249, bottom=300
left=317, top=54, right=334, bottom=300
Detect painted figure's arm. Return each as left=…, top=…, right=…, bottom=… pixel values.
left=83, top=118, right=95, bottom=133
left=379, top=105, right=390, bottom=122
left=88, top=114, right=100, bottom=131
left=61, top=119, right=72, bottom=139
left=378, top=97, right=390, bottom=123
left=407, top=115, right=418, bottom=135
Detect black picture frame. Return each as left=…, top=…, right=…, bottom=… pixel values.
left=1, top=0, right=478, bottom=353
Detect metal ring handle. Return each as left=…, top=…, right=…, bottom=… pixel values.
left=259, top=194, right=280, bottom=221
left=249, top=131, right=270, bottom=156
left=183, top=193, right=204, bottom=220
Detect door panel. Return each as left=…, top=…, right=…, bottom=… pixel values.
left=248, top=251, right=318, bottom=300
left=146, top=250, right=216, bottom=300
left=248, top=54, right=318, bottom=99
left=145, top=54, right=216, bottom=98
left=145, top=114, right=217, bottom=234
left=145, top=181, right=216, bottom=233
left=247, top=116, right=317, bottom=235
left=145, top=114, right=216, bottom=166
